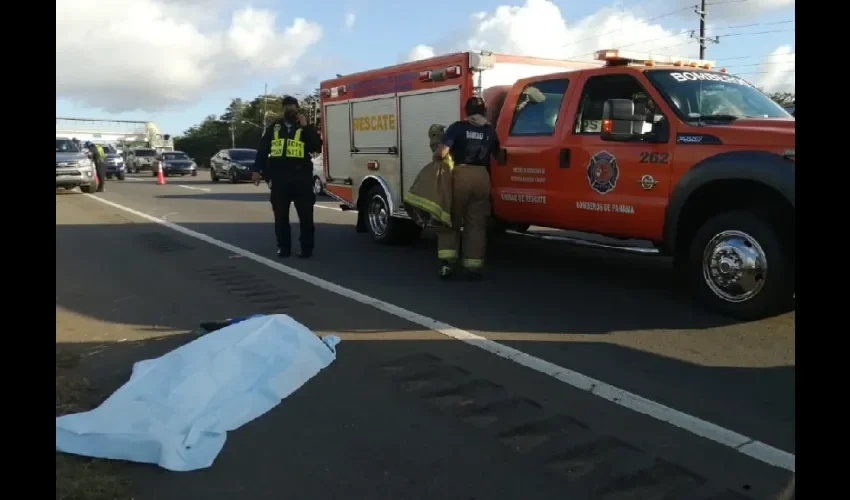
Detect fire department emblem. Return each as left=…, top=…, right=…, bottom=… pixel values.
left=586, top=151, right=619, bottom=195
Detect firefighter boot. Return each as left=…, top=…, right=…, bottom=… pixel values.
left=439, top=260, right=456, bottom=280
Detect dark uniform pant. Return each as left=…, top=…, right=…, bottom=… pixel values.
left=437, top=164, right=492, bottom=270
left=95, top=161, right=106, bottom=191
left=270, top=176, right=316, bottom=252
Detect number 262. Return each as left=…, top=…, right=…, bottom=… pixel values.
left=639, top=152, right=669, bottom=164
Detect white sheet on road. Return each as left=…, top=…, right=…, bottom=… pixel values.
left=55, top=314, right=341, bottom=471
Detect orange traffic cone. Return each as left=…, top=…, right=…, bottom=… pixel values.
left=156, top=164, right=166, bottom=185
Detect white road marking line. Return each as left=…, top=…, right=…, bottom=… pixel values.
left=83, top=194, right=794, bottom=472
left=177, top=184, right=212, bottom=192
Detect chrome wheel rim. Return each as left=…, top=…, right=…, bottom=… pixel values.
left=313, top=177, right=322, bottom=194
left=368, top=195, right=389, bottom=237
left=702, top=230, right=768, bottom=303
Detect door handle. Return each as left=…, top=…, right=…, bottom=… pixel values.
left=559, top=149, right=570, bottom=168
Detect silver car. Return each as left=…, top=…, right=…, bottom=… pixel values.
left=127, top=148, right=158, bottom=173
left=56, top=137, right=97, bottom=193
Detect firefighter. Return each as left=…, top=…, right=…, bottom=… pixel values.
left=85, top=141, right=107, bottom=193
left=433, top=96, right=503, bottom=280
left=251, top=96, right=323, bottom=258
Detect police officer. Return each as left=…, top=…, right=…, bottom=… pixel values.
left=252, top=96, right=323, bottom=258
left=85, top=141, right=107, bottom=193
left=433, top=96, right=503, bottom=280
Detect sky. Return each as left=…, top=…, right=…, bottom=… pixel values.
left=56, top=0, right=795, bottom=136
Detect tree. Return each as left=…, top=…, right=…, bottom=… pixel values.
left=174, top=90, right=322, bottom=165
left=767, top=92, right=794, bottom=106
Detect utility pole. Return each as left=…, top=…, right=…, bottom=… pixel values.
left=692, top=0, right=719, bottom=59
left=262, top=83, right=268, bottom=130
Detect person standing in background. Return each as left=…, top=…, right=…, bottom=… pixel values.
left=251, top=96, right=323, bottom=258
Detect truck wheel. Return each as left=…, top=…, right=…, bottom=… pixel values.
left=117, top=172, right=125, bottom=181
left=313, top=176, right=324, bottom=195
left=685, top=210, right=794, bottom=320
left=80, top=183, right=96, bottom=194
left=365, top=185, right=420, bottom=245
left=210, top=168, right=220, bottom=183
left=191, top=170, right=198, bottom=177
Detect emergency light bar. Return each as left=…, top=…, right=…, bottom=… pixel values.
left=595, top=49, right=716, bottom=70
left=319, top=85, right=348, bottom=99
left=420, top=65, right=463, bottom=82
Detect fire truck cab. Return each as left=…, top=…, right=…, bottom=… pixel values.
left=319, top=50, right=795, bottom=320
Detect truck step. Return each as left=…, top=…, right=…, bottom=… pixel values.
left=506, top=229, right=660, bottom=256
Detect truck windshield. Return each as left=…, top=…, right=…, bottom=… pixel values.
left=135, top=149, right=155, bottom=157
left=644, top=69, right=791, bottom=120
left=56, top=139, right=79, bottom=153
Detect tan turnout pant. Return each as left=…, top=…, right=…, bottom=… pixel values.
left=437, top=164, right=492, bottom=270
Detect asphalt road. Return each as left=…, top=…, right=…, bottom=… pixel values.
left=56, top=172, right=795, bottom=500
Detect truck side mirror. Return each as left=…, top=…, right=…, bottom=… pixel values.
left=601, top=99, right=643, bottom=142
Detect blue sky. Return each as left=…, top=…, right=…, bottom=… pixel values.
left=56, top=0, right=794, bottom=137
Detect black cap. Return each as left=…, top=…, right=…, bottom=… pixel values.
left=281, top=95, right=299, bottom=107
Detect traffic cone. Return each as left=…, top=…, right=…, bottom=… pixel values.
left=156, top=163, right=166, bottom=185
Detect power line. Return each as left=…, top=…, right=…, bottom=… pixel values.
left=560, top=5, right=694, bottom=49
left=735, top=70, right=795, bottom=75
left=725, top=60, right=796, bottom=68
left=711, top=19, right=794, bottom=30
left=566, top=27, right=789, bottom=60
left=721, top=28, right=795, bottom=37
left=719, top=51, right=796, bottom=61
left=566, top=31, right=693, bottom=59
left=705, top=0, right=749, bottom=5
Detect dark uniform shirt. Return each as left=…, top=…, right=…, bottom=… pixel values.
left=253, top=118, right=322, bottom=180
left=440, top=120, right=500, bottom=167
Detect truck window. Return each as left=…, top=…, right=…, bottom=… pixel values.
left=508, top=78, right=569, bottom=137
left=574, top=74, right=665, bottom=136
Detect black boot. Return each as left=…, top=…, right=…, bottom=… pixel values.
left=277, top=247, right=291, bottom=258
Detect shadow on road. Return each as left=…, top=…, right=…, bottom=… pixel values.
left=56, top=217, right=795, bottom=458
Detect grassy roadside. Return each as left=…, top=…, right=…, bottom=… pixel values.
left=56, top=348, right=130, bottom=500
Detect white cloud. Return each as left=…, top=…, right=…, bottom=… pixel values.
left=403, top=0, right=796, bottom=61
left=750, top=45, right=795, bottom=93
left=404, top=44, right=436, bottom=62
left=345, top=12, right=357, bottom=29
left=404, top=0, right=697, bottom=63
left=56, top=0, right=322, bottom=113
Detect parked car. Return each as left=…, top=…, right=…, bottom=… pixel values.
left=155, top=151, right=198, bottom=177
left=126, top=148, right=157, bottom=173
left=311, top=153, right=325, bottom=195
left=105, top=153, right=126, bottom=180
left=210, top=148, right=257, bottom=183
left=783, top=104, right=795, bottom=117
left=56, top=137, right=98, bottom=193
